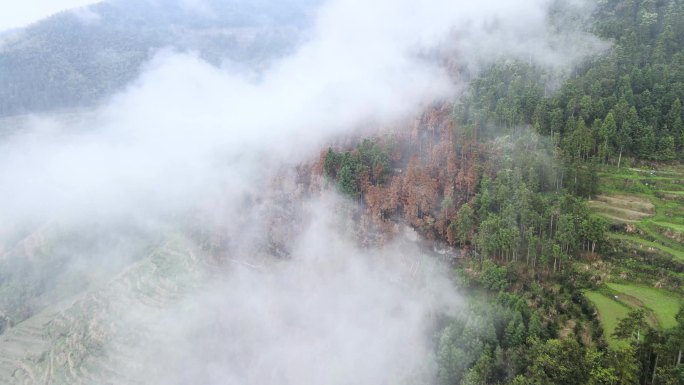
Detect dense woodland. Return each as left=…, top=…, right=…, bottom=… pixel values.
left=320, top=0, right=684, bottom=384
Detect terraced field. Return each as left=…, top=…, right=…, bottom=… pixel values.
left=607, top=233, right=684, bottom=262
left=588, top=194, right=655, bottom=224
left=585, top=164, right=684, bottom=345
left=591, top=165, right=684, bottom=262
left=0, top=236, right=211, bottom=385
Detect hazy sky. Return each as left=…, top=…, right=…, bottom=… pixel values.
left=0, top=0, right=99, bottom=31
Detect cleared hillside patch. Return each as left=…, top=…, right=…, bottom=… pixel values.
left=588, top=194, right=655, bottom=224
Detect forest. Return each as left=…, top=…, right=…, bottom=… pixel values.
left=320, top=0, right=684, bottom=384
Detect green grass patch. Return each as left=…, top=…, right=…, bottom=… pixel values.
left=584, top=291, right=630, bottom=348
left=605, top=283, right=683, bottom=329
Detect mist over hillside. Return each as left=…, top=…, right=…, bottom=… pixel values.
left=0, top=0, right=630, bottom=384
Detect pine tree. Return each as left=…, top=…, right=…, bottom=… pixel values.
left=600, top=113, right=617, bottom=163
left=455, top=203, right=475, bottom=247
left=613, top=309, right=648, bottom=344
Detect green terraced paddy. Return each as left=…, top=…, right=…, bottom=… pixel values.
left=606, top=283, right=683, bottom=329
left=584, top=291, right=630, bottom=348
left=637, top=222, right=684, bottom=251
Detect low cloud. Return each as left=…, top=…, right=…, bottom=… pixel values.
left=0, top=0, right=607, bottom=225
left=57, top=194, right=462, bottom=385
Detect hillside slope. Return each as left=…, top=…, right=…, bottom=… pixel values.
left=0, top=0, right=319, bottom=117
